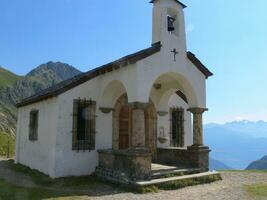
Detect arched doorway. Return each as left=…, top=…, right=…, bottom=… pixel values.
left=118, top=105, right=132, bottom=149
left=113, top=94, right=157, bottom=155
left=149, top=72, right=195, bottom=148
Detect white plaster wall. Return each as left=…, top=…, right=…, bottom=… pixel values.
left=53, top=65, right=138, bottom=178
left=15, top=98, right=58, bottom=177
left=157, top=94, right=192, bottom=148
left=135, top=51, right=206, bottom=108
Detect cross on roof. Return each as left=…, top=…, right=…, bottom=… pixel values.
left=171, top=48, right=179, bottom=62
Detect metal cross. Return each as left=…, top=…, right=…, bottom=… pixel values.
left=171, top=48, right=179, bottom=62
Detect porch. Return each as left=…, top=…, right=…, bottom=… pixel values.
left=96, top=73, right=212, bottom=184
left=96, top=146, right=211, bottom=184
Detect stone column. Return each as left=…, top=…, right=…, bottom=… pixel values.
left=129, top=102, right=148, bottom=148
left=187, top=108, right=210, bottom=171
left=187, top=107, right=208, bottom=146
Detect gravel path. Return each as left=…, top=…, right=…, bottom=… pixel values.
left=87, top=172, right=267, bottom=200
left=0, top=159, right=266, bottom=200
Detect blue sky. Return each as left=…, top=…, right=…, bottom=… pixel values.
left=0, top=0, right=267, bottom=123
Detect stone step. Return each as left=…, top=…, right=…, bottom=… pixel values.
left=133, top=171, right=221, bottom=187
left=151, top=168, right=201, bottom=179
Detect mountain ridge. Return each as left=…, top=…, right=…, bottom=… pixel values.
left=205, top=120, right=267, bottom=138
left=204, top=122, right=267, bottom=169
left=0, top=62, right=81, bottom=136
left=209, top=158, right=234, bottom=170
left=246, top=155, right=267, bottom=170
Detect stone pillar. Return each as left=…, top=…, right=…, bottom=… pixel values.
left=129, top=102, right=148, bottom=148
left=187, top=107, right=210, bottom=172
left=187, top=107, right=208, bottom=146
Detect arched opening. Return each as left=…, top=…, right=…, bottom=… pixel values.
left=149, top=72, right=196, bottom=148
left=113, top=94, right=130, bottom=150
left=118, top=103, right=132, bottom=150
left=113, top=94, right=157, bottom=157
left=100, top=80, right=128, bottom=108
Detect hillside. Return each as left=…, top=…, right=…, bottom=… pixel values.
left=0, top=67, right=21, bottom=88
left=209, top=158, right=233, bottom=170
left=0, top=62, right=81, bottom=136
left=246, top=155, right=267, bottom=170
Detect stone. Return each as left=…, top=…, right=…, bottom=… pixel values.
left=132, top=109, right=146, bottom=147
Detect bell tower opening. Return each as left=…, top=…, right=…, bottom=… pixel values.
left=167, top=8, right=180, bottom=37
left=167, top=15, right=176, bottom=32
left=151, top=0, right=187, bottom=53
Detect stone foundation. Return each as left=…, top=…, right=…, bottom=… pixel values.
left=97, top=148, right=152, bottom=182
left=156, top=146, right=210, bottom=172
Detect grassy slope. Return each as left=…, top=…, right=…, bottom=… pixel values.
left=245, top=184, right=267, bottom=197
left=0, top=67, right=21, bottom=88
left=0, top=160, right=118, bottom=200
left=0, top=179, right=69, bottom=200
left=0, top=132, right=15, bottom=157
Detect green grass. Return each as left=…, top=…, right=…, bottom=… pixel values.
left=0, top=178, right=74, bottom=200
left=0, top=67, right=21, bottom=88
left=245, top=184, right=267, bottom=197
left=6, top=160, right=103, bottom=188
left=0, top=160, right=123, bottom=199
left=0, top=132, right=15, bottom=158
left=134, top=174, right=222, bottom=193
left=138, top=185, right=159, bottom=193
left=6, top=160, right=53, bottom=186
left=156, top=174, right=222, bottom=190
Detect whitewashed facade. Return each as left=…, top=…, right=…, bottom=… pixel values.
left=15, top=0, right=212, bottom=178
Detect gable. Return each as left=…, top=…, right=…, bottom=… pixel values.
left=16, top=42, right=162, bottom=108
left=187, top=52, right=213, bottom=79
left=16, top=42, right=213, bottom=108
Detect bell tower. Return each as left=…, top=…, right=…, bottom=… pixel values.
left=151, top=0, right=187, bottom=55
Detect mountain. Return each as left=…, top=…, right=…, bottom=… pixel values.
left=0, top=67, right=22, bottom=88
left=0, top=62, right=81, bottom=136
left=209, top=158, right=233, bottom=170
left=246, top=155, right=267, bottom=170
left=205, top=120, right=267, bottom=138
left=204, top=121, right=267, bottom=169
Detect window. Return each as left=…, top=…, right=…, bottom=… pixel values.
left=72, top=99, right=96, bottom=151
left=29, top=110, right=39, bottom=141
left=170, top=107, right=184, bottom=147
left=167, top=15, right=176, bottom=32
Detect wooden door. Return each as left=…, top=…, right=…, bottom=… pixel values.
left=119, top=106, right=131, bottom=149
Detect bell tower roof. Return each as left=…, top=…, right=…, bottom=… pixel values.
left=149, top=0, right=187, bottom=9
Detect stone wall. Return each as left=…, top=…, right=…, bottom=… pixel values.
left=156, top=147, right=210, bottom=172
left=97, top=148, right=152, bottom=182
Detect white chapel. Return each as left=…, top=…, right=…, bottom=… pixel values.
left=15, top=0, right=213, bottom=181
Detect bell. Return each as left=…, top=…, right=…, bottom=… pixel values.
left=167, top=16, right=175, bottom=32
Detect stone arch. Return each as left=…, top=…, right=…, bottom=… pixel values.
left=112, top=94, right=129, bottom=150
left=112, top=94, right=158, bottom=153
left=149, top=72, right=198, bottom=109
left=100, top=80, right=128, bottom=108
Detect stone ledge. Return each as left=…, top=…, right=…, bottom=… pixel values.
left=98, top=148, right=151, bottom=157
left=133, top=171, right=221, bottom=186
left=187, top=145, right=211, bottom=152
